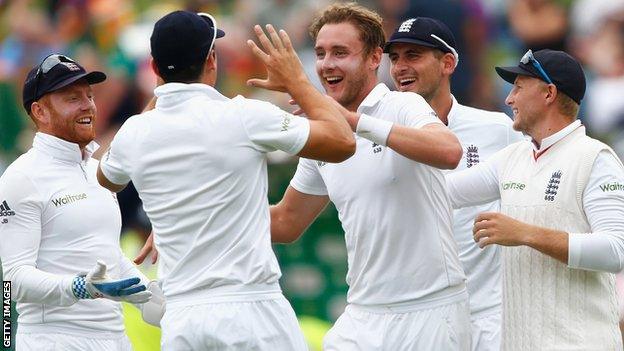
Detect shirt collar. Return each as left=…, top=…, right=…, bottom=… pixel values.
left=33, top=132, right=98, bottom=163
left=446, top=95, right=460, bottom=127
left=357, top=83, right=390, bottom=113
left=154, top=83, right=229, bottom=109
left=533, top=119, right=582, bottom=152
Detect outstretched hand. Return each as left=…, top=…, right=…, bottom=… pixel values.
left=247, top=24, right=307, bottom=93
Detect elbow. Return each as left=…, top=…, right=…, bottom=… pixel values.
left=334, top=136, right=357, bottom=162
left=324, top=135, right=356, bottom=163
left=271, top=228, right=303, bottom=244
left=438, top=144, right=463, bottom=170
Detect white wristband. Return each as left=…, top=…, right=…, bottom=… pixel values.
left=355, top=113, right=393, bottom=146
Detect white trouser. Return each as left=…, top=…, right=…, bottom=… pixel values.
left=161, top=294, right=308, bottom=350
left=470, top=310, right=501, bottom=351
left=16, top=331, right=132, bottom=351
left=323, top=297, right=471, bottom=350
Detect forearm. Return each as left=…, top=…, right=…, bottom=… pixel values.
left=291, top=83, right=353, bottom=138
left=270, top=205, right=305, bottom=243
left=4, top=265, right=77, bottom=306
left=386, top=124, right=462, bottom=169
left=524, top=226, right=569, bottom=264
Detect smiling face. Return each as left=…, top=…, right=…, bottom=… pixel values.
left=35, top=80, right=97, bottom=148
left=314, top=22, right=380, bottom=111
left=388, top=43, right=446, bottom=102
left=505, top=75, right=547, bottom=135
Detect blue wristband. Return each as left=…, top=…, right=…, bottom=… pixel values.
left=72, top=276, right=93, bottom=299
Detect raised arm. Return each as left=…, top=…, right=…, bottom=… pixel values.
left=247, top=24, right=355, bottom=163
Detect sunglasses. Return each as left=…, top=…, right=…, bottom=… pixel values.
left=197, top=12, right=218, bottom=55
left=520, top=50, right=553, bottom=84
left=33, top=54, right=75, bottom=101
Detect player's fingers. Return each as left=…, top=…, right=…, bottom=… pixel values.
left=477, top=237, right=494, bottom=249
left=474, top=228, right=488, bottom=242
left=118, top=284, right=147, bottom=296
left=265, top=24, right=284, bottom=51
left=134, top=240, right=153, bottom=264
left=293, top=107, right=304, bottom=115
left=247, top=40, right=269, bottom=63
left=473, top=219, right=492, bottom=233
left=474, top=212, right=494, bottom=224
left=289, top=98, right=297, bottom=105
left=151, top=249, right=159, bottom=265
left=279, top=29, right=294, bottom=52
left=246, top=78, right=270, bottom=89
left=253, top=25, right=275, bottom=54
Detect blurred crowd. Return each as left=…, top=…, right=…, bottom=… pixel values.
left=2, top=0, right=624, bottom=306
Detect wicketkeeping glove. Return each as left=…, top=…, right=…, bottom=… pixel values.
left=71, top=260, right=152, bottom=304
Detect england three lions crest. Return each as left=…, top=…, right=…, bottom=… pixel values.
left=466, top=145, right=479, bottom=168
left=544, top=170, right=562, bottom=201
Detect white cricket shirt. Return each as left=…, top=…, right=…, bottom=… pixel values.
left=0, top=133, right=138, bottom=335
left=100, top=83, right=310, bottom=305
left=445, top=96, right=525, bottom=316
left=291, top=83, right=466, bottom=307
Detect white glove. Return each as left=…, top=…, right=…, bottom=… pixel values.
left=139, top=281, right=166, bottom=327
left=72, top=261, right=152, bottom=304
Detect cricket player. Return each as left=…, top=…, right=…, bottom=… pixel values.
left=0, top=53, right=161, bottom=351
left=97, top=10, right=355, bottom=350
left=267, top=3, right=471, bottom=350
left=384, top=17, right=525, bottom=350
left=447, top=49, right=624, bottom=349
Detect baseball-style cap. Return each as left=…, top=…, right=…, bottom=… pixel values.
left=150, top=11, right=225, bottom=75
left=495, top=49, right=586, bottom=104
left=384, top=17, right=459, bottom=66
left=22, top=54, right=106, bottom=113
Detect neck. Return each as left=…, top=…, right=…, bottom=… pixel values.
left=346, top=77, right=379, bottom=112
left=529, top=111, right=573, bottom=147
left=427, top=88, right=453, bottom=125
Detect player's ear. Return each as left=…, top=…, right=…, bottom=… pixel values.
left=442, top=53, right=456, bottom=75
left=30, top=99, right=50, bottom=127
left=150, top=59, right=161, bottom=77
left=369, top=46, right=382, bottom=71
left=206, top=50, right=217, bottom=70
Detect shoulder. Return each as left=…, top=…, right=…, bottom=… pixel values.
left=0, top=152, right=40, bottom=193
left=383, top=90, right=428, bottom=106
left=454, top=103, right=514, bottom=128
left=2, top=151, right=39, bottom=179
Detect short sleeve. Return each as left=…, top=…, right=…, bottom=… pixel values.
left=290, top=158, right=328, bottom=196
left=237, top=98, right=310, bottom=154
left=99, top=118, right=138, bottom=185
left=395, top=92, right=443, bottom=129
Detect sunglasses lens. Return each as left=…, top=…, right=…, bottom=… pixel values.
left=40, top=55, right=63, bottom=74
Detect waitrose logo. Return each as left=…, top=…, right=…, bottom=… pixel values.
left=600, top=182, right=624, bottom=192
left=52, top=193, right=87, bottom=207
left=502, top=181, right=526, bottom=191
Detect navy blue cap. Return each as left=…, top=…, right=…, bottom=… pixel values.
left=384, top=17, right=458, bottom=61
left=150, top=11, right=225, bottom=74
left=496, top=49, right=586, bottom=104
left=22, top=54, right=106, bottom=113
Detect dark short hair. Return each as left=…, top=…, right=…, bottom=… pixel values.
left=158, top=58, right=206, bottom=83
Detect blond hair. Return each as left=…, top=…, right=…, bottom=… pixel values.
left=309, top=2, right=385, bottom=56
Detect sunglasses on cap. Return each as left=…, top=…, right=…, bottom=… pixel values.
left=520, top=49, right=553, bottom=84
left=33, top=54, right=79, bottom=101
